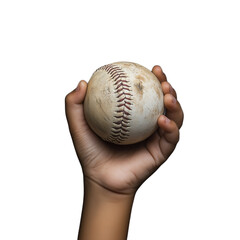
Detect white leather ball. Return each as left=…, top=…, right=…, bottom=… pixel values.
left=84, top=62, right=164, bottom=145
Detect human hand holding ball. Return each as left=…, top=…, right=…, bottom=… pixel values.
left=65, top=62, right=183, bottom=239
left=65, top=62, right=183, bottom=194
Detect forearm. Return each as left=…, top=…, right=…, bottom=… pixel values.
left=78, top=177, right=135, bottom=240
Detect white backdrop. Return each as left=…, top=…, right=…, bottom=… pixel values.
left=0, top=0, right=240, bottom=239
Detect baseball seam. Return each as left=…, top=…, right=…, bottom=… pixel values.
left=97, top=64, right=133, bottom=144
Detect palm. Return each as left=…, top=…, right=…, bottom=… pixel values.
left=73, top=105, right=168, bottom=194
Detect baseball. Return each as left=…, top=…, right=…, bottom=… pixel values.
left=84, top=62, right=164, bottom=145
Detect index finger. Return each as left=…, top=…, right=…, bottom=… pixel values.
left=152, top=65, right=167, bottom=83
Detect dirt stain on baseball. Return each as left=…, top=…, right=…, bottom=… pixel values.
left=134, top=81, right=144, bottom=97
left=136, top=74, right=146, bottom=82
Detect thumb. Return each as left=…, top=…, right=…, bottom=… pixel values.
left=65, top=80, right=87, bottom=106
left=65, top=80, right=89, bottom=141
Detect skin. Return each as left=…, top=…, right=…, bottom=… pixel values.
left=65, top=65, right=184, bottom=240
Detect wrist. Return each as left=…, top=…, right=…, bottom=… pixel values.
left=78, top=177, right=135, bottom=240
left=83, top=176, right=136, bottom=203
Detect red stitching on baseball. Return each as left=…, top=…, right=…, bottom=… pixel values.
left=114, top=79, right=128, bottom=85
left=96, top=64, right=133, bottom=144
left=115, top=87, right=131, bottom=93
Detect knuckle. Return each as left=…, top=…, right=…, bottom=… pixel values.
left=176, top=130, right=180, bottom=143
left=65, top=92, right=74, bottom=105
left=172, top=121, right=180, bottom=143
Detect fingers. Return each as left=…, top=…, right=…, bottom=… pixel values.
left=158, top=115, right=180, bottom=159
left=152, top=64, right=184, bottom=159
left=164, top=93, right=184, bottom=129
left=152, top=65, right=167, bottom=83
left=152, top=65, right=183, bottom=129
left=161, top=81, right=177, bottom=99
left=152, top=65, right=177, bottom=98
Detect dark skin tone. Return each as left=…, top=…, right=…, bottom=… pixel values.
left=65, top=65, right=184, bottom=240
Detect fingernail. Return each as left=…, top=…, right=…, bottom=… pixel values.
left=163, top=115, right=171, bottom=124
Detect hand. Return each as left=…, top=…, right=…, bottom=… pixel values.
left=65, top=66, right=183, bottom=195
